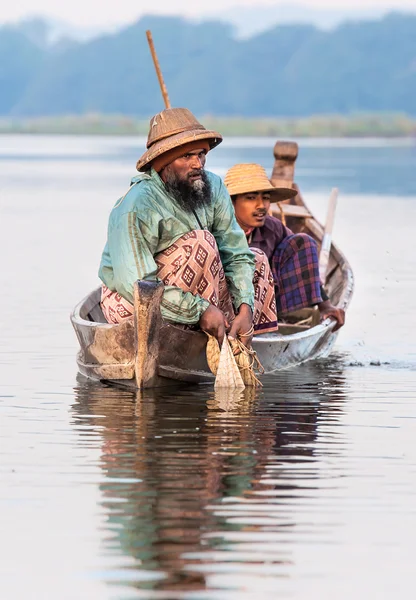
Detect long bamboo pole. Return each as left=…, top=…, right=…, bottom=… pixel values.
left=319, top=187, right=338, bottom=283
left=146, top=30, right=171, bottom=109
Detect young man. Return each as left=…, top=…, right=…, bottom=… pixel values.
left=224, top=163, right=345, bottom=331
left=99, top=109, right=278, bottom=346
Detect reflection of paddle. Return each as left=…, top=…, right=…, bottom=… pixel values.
left=319, top=187, right=338, bottom=284
left=146, top=30, right=171, bottom=109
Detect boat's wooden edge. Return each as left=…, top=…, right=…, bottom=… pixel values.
left=271, top=141, right=354, bottom=311
left=71, top=287, right=137, bottom=382
left=71, top=287, right=111, bottom=327
left=76, top=355, right=135, bottom=380
left=253, top=318, right=336, bottom=343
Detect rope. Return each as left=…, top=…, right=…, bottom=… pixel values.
left=238, top=325, right=254, bottom=338
left=293, top=315, right=313, bottom=326
left=277, top=202, right=287, bottom=226
left=230, top=337, right=265, bottom=387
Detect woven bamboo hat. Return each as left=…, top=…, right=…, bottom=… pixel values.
left=136, top=107, right=222, bottom=172
left=224, top=163, right=297, bottom=202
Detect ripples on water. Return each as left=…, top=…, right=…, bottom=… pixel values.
left=64, top=356, right=415, bottom=600
left=71, top=361, right=344, bottom=598
left=1, top=136, right=416, bottom=599
left=3, top=360, right=415, bottom=599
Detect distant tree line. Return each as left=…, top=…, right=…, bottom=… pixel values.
left=1, top=113, right=415, bottom=137
left=0, top=12, right=415, bottom=118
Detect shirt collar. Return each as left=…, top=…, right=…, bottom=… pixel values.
left=149, top=168, right=166, bottom=191
left=250, top=225, right=264, bottom=242
left=130, top=171, right=152, bottom=186
left=130, top=169, right=165, bottom=188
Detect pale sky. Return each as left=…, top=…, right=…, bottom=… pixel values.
left=1, top=0, right=414, bottom=28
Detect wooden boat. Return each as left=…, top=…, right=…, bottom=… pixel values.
left=71, top=141, right=354, bottom=388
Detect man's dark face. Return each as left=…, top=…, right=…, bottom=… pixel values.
left=161, top=148, right=211, bottom=213
left=162, top=148, right=207, bottom=185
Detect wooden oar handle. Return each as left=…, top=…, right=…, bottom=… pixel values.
left=319, top=187, right=338, bottom=283
left=146, top=30, right=171, bottom=109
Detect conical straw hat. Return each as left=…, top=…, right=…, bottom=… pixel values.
left=136, top=107, right=222, bottom=171
left=224, top=163, right=297, bottom=202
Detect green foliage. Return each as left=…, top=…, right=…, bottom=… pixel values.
left=0, top=12, right=415, bottom=118
left=1, top=112, right=415, bottom=137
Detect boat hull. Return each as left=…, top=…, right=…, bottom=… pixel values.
left=71, top=288, right=339, bottom=388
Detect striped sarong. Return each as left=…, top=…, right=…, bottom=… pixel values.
left=102, top=230, right=278, bottom=334
left=270, top=233, right=322, bottom=314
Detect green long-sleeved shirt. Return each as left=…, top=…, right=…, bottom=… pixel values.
left=98, top=169, right=255, bottom=324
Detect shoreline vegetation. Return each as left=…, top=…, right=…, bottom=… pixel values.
left=1, top=113, right=416, bottom=138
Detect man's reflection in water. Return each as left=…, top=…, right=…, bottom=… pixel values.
left=71, top=356, right=347, bottom=595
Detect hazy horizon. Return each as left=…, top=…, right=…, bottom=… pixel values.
left=1, top=0, right=415, bottom=30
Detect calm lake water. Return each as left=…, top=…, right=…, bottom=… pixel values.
left=1, top=135, right=416, bottom=599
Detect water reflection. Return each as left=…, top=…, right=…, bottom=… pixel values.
left=71, top=358, right=348, bottom=597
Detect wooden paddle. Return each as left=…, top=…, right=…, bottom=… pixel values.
left=319, top=187, right=338, bottom=284
left=146, top=30, right=171, bottom=109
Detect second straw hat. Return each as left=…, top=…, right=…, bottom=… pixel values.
left=224, top=163, right=297, bottom=202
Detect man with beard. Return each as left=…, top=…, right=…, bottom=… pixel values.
left=99, top=108, right=279, bottom=345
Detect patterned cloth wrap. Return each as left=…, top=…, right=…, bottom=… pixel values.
left=271, top=233, right=322, bottom=314
left=101, top=229, right=278, bottom=334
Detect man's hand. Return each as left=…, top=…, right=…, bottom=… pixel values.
left=228, top=303, right=254, bottom=348
left=199, top=305, right=229, bottom=346
left=318, top=300, right=345, bottom=332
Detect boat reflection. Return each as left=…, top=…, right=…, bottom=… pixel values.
left=71, top=357, right=348, bottom=596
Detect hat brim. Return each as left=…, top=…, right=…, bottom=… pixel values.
left=229, top=182, right=297, bottom=202
left=136, top=129, right=222, bottom=172
left=269, top=187, right=298, bottom=202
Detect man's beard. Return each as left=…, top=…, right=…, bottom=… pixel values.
left=163, top=168, right=212, bottom=213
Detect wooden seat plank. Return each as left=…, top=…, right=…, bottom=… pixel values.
left=271, top=204, right=312, bottom=219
